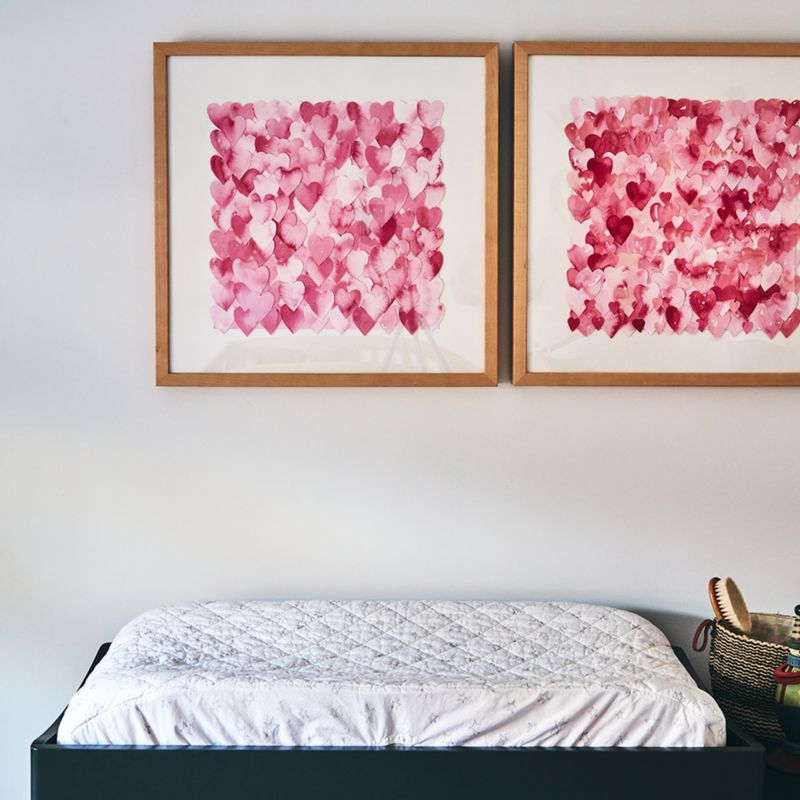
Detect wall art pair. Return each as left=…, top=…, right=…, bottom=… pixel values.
left=155, top=41, right=800, bottom=386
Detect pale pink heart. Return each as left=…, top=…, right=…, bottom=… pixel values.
left=306, top=257, right=334, bottom=287
left=331, top=176, right=362, bottom=206
left=399, top=123, right=423, bottom=149
left=397, top=285, right=420, bottom=312
left=416, top=227, right=443, bottom=252
left=424, top=183, right=445, bottom=206
left=278, top=214, right=308, bottom=249
left=207, top=102, right=232, bottom=127
left=416, top=156, right=441, bottom=182
left=723, top=168, right=742, bottom=191
left=210, top=129, right=231, bottom=157
left=345, top=250, right=369, bottom=277
left=760, top=262, right=783, bottom=290
left=226, top=146, right=252, bottom=178
left=393, top=101, right=417, bottom=125
left=233, top=259, right=271, bottom=293
left=307, top=287, right=335, bottom=318
left=670, top=288, right=687, bottom=309
left=311, top=306, right=332, bottom=333
left=276, top=257, right=303, bottom=282
left=308, top=234, right=335, bottom=265
left=404, top=170, right=428, bottom=199
left=311, top=113, right=338, bottom=141
left=363, top=287, right=390, bottom=319
left=407, top=256, right=424, bottom=283
left=261, top=152, right=291, bottom=172
left=378, top=304, right=400, bottom=333
left=333, top=233, right=354, bottom=260
left=753, top=141, right=774, bottom=169
left=568, top=195, right=591, bottom=222
left=278, top=167, right=302, bottom=196
left=417, top=100, right=444, bottom=128
left=327, top=306, right=351, bottom=333
left=365, top=145, right=391, bottom=173
left=234, top=284, right=275, bottom=319
left=210, top=230, right=238, bottom=257
left=384, top=265, right=407, bottom=298
left=253, top=172, right=280, bottom=197
left=219, top=116, right=245, bottom=144
left=212, top=204, right=230, bottom=230
left=211, top=282, right=235, bottom=310
left=324, top=138, right=351, bottom=168
left=233, top=307, right=261, bottom=336
left=372, top=247, right=397, bottom=272
left=249, top=195, right=277, bottom=224
left=211, top=180, right=236, bottom=208
left=279, top=280, right=305, bottom=310
left=253, top=100, right=283, bottom=120
left=249, top=220, right=277, bottom=253
left=210, top=304, right=235, bottom=332
left=581, top=270, right=604, bottom=298
left=334, top=286, right=360, bottom=314
left=289, top=120, right=309, bottom=139
left=382, top=182, right=409, bottom=209
left=356, top=116, right=381, bottom=143
left=272, top=192, right=291, bottom=222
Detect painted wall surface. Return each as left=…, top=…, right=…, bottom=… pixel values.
left=2, top=1, right=799, bottom=797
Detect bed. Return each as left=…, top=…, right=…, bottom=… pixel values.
left=32, top=600, right=765, bottom=799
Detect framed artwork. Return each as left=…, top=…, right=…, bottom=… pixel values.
left=154, top=41, right=498, bottom=387
left=514, top=42, right=800, bottom=386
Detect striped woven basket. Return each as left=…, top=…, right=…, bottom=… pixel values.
left=696, top=613, right=792, bottom=742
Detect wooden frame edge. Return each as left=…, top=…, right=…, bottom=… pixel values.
left=516, top=372, right=800, bottom=387
left=158, top=373, right=497, bottom=388
left=513, top=41, right=800, bottom=57
left=512, top=43, right=529, bottom=385
left=483, top=43, right=500, bottom=385
left=152, top=41, right=498, bottom=57
left=153, top=41, right=499, bottom=388
left=512, top=39, right=800, bottom=387
left=154, top=43, right=170, bottom=385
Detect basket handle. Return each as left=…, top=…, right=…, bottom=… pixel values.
left=692, top=619, right=714, bottom=652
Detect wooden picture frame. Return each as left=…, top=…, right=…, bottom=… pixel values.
left=513, top=41, right=800, bottom=386
left=155, top=41, right=498, bottom=387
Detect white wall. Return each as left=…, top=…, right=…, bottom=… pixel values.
left=3, top=1, right=799, bottom=797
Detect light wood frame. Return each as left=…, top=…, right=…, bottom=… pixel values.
left=154, top=41, right=498, bottom=387
left=513, top=41, right=800, bottom=386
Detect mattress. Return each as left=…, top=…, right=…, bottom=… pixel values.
left=57, top=600, right=726, bottom=748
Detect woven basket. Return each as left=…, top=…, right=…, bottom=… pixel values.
left=700, top=612, right=792, bottom=742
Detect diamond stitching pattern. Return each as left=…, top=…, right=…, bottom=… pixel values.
left=59, top=600, right=724, bottom=746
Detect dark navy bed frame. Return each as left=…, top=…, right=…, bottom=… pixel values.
left=31, top=644, right=765, bottom=800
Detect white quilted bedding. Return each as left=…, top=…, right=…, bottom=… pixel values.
left=57, top=600, right=726, bottom=748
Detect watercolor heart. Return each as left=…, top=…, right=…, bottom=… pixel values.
left=278, top=214, right=308, bottom=250
left=417, top=100, right=444, bottom=128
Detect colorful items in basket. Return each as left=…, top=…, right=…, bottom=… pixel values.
left=770, top=605, right=800, bottom=773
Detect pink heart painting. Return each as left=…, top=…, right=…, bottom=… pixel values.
left=565, top=96, right=800, bottom=338
left=208, top=100, right=446, bottom=336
